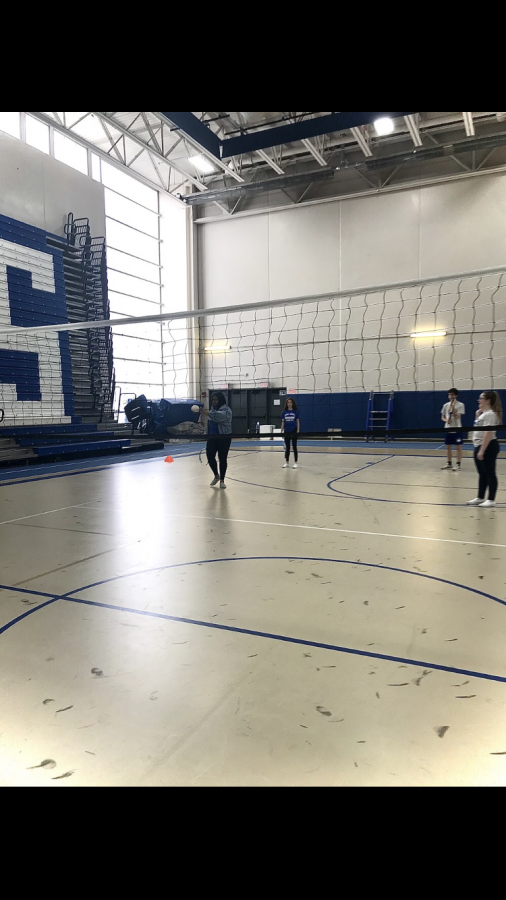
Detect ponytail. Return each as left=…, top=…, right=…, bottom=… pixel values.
left=483, top=391, right=503, bottom=424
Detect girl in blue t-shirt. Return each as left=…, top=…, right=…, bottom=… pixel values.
left=281, top=398, right=300, bottom=468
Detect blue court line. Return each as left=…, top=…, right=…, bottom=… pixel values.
left=57, top=556, right=506, bottom=610
left=326, top=456, right=394, bottom=483
left=230, top=440, right=477, bottom=452
left=61, top=595, right=506, bottom=686
left=0, top=449, right=200, bottom=488
left=0, top=583, right=59, bottom=599
left=0, top=445, right=195, bottom=474
left=327, top=483, right=506, bottom=509
left=0, top=446, right=195, bottom=479
left=229, top=465, right=505, bottom=509
left=2, top=556, right=506, bottom=685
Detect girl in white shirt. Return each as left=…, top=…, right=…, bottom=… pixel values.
left=467, top=390, right=503, bottom=508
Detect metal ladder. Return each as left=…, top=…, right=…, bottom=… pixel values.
left=365, top=391, right=394, bottom=442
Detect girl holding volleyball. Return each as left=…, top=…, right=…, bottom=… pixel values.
left=200, top=392, right=233, bottom=488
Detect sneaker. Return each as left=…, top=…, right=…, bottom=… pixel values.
left=453, top=465, right=461, bottom=472
left=479, top=500, right=496, bottom=508
left=210, top=477, right=220, bottom=486
left=220, top=481, right=227, bottom=489
left=441, top=463, right=452, bottom=470
left=467, top=498, right=483, bottom=506
left=282, top=463, right=289, bottom=468
left=293, top=464, right=298, bottom=469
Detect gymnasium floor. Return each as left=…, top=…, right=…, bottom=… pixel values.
left=1, top=439, right=505, bottom=787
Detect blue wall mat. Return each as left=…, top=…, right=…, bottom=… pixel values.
left=296, top=390, right=505, bottom=435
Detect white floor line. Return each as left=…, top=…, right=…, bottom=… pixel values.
left=78, top=505, right=506, bottom=550
left=0, top=501, right=100, bottom=528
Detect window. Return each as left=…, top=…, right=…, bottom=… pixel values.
left=112, top=321, right=161, bottom=342
left=109, top=293, right=158, bottom=319
left=106, top=218, right=159, bottom=265
left=91, top=153, right=101, bottom=181
left=112, top=335, right=162, bottom=363
left=108, top=270, right=160, bottom=304
left=2, top=112, right=189, bottom=404
left=0, top=111, right=20, bottom=139
left=105, top=189, right=159, bottom=237
left=101, top=161, right=158, bottom=211
left=53, top=131, right=88, bottom=174
left=106, top=248, right=160, bottom=283
left=25, top=115, right=49, bottom=154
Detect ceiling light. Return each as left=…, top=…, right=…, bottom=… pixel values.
left=410, top=330, right=447, bottom=339
left=188, top=154, right=216, bottom=175
left=374, top=117, right=395, bottom=137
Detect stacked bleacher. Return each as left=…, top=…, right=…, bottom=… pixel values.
left=0, top=422, right=163, bottom=467
left=0, top=212, right=164, bottom=467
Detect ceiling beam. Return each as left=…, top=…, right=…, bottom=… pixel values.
left=463, top=111, right=475, bottom=137
left=218, top=111, right=417, bottom=158
left=27, top=111, right=186, bottom=200
left=350, top=126, right=373, bottom=158
left=301, top=138, right=327, bottom=167
left=161, top=111, right=221, bottom=157
left=155, top=112, right=244, bottom=183
left=162, top=111, right=418, bottom=160
left=255, top=148, right=284, bottom=175
left=404, top=114, right=423, bottom=147
left=91, top=112, right=209, bottom=194
left=204, top=111, right=286, bottom=176
left=180, top=167, right=335, bottom=206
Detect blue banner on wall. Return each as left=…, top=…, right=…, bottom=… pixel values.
left=0, top=214, right=74, bottom=423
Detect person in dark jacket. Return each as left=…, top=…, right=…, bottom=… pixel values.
left=201, top=392, right=233, bottom=489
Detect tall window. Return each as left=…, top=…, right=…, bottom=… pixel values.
left=99, top=160, right=163, bottom=409
left=0, top=115, right=189, bottom=413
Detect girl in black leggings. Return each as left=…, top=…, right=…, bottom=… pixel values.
left=281, top=397, right=300, bottom=468
left=467, top=390, right=503, bottom=509
left=201, top=392, right=233, bottom=489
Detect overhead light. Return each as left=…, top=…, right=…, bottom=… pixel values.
left=410, top=330, right=447, bottom=339
left=188, top=154, right=216, bottom=175
left=204, top=341, right=231, bottom=353
left=374, top=116, right=395, bottom=137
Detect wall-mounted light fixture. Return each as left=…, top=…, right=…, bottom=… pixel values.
left=410, top=330, right=447, bottom=339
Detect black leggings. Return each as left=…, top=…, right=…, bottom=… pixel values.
left=474, top=440, right=500, bottom=501
left=284, top=434, right=298, bottom=462
left=206, top=437, right=232, bottom=480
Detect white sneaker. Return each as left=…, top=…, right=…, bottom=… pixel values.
left=282, top=463, right=289, bottom=468
left=453, top=465, right=461, bottom=472
left=220, top=481, right=227, bottom=489
left=467, top=498, right=483, bottom=506
left=441, top=463, right=452, bottom=470
left=210, top=477, right=219, bottom=486
left=479, top=500, right=496, bottom=508
left=293, top=464, right=298, bottom=469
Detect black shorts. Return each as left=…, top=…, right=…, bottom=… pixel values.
left=445, top=433, right=463, bottom=446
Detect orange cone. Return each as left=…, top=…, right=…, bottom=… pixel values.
left=164, top=455, right=174, bottom=463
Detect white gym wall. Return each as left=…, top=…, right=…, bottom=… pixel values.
left=197, top=173, right=506, bottom=308
left=0, top=131, right=105, bottom=237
